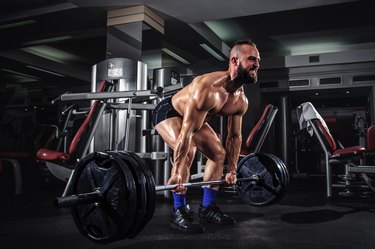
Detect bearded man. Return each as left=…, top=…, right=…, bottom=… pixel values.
left=152, top=40, right=260, bottom=233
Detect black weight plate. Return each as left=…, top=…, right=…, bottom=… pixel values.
left=267, top=154, right=287, bottom=190
left=236, top=153, right=282, bottom=206
left=123, top=153, right=148, bottom=238
left=109, top=151, right=148, bottom=239
left=70, top=152, right=137, bottom=244
left=273, top=154, right=289, bottom=190
left=131, top=152, right=156, bottom=225
left=119, top=151, right=156, bottom=229
left=121, top=152, right=156, bottom=222
left=251, top=153, right=287, bottom=205
left=277, top=156, right=289, bottom=190
left=104, top=151, right=141, bottom=240
left=267, top=154, right=289, bottom=203
left=251, top=153, right=286, bottom=205
left=236, top=153, right=285, bottom=207
left=116, top=151, right=153, bottom=235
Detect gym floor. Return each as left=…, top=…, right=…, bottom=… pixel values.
left=1, top=160, right=375, bottom=249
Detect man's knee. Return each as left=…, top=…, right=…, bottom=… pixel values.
left=186, top=147, right=197, bottom=168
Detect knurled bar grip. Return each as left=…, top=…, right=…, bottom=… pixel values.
left=155, top=176, right=259, bottom=191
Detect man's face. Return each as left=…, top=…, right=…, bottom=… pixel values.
left=235, top=45, right=260, bottom=85
left=237, top=62, right=257, bottom=85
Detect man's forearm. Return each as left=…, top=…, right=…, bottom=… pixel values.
left=172, top=136, right=191, bottom=175
left=226, top=135, right=242, bottom=172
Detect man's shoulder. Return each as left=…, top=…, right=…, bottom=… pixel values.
left=200, top=71, right=228, bottom=78
left=193, top=71, right=228, bottom=86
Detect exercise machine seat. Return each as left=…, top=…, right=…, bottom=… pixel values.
left=242, top=104, right=278, bottom=154
left=36, top=80, right=114, bottom=163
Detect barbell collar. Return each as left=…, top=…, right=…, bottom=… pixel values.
left=55, top=189, right=102, bottom=208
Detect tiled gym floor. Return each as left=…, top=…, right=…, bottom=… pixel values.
left=0, top=161, right=374, bottom=249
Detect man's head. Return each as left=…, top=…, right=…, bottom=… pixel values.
left=229, top=39, right=260, bottom=85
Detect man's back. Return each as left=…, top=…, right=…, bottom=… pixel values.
left=171, top=71, right=248, bottom=118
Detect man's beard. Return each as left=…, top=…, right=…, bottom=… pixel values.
left=236, top=63, right=257, bottom=85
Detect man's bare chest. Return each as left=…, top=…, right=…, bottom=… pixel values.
left=209, top=94, right=243, bottom=116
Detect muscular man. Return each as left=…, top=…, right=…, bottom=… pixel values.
left=152, top=40, right=260, bottom=233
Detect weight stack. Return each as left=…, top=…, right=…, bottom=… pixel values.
left=90, top=58, right=149, bottom=153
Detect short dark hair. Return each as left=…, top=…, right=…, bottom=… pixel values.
left=233, top=39, right=256, bottom=47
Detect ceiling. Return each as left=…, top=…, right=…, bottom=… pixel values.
left=0, top=0, right=374, bottom=104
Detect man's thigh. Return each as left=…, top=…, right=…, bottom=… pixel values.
left=193, top=123, right=224, bottom=161
left=154, top=117, right=182, bottom=149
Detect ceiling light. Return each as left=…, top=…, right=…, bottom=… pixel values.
left=1, top=68, right=39, bottom=79
left=161, top=48, right=190, bottom=65
left=21, top=36, right=73, bottom=46
left=288, top=42, right=344, bottom=56
left=22, top=45, right=79, bottom=63
left=199, top=43, right=225, bottom=61
left=0, top=20, right=36, bottom=30
left=26, top=65, right=65, bottom=77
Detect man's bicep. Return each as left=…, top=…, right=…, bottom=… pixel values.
left=228, top=95, right=248, bottom=137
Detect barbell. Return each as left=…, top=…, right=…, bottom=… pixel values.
left=55, top=151, right=289, bottom=244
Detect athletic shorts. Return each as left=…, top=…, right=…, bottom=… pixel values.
left=152, top=97, right=183, bottom=126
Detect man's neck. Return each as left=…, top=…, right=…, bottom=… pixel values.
left=225, top=77, right=243, bottom=93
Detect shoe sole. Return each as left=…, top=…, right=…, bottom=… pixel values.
left=199, top=217, right=236, bottom=225
left=170, top=222, right=205, bottom=234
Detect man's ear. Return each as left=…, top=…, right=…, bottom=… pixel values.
left=230, top=56, right=238, bottom=66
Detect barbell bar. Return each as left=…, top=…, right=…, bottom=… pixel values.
left=56, top=175, right=261, bottom=207
left=154, top=175, right=260, bottom=191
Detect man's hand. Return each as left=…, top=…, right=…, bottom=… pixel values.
left=225, top=171, right=237, bottom=185
left=167, top=173, right=186, bottom=193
